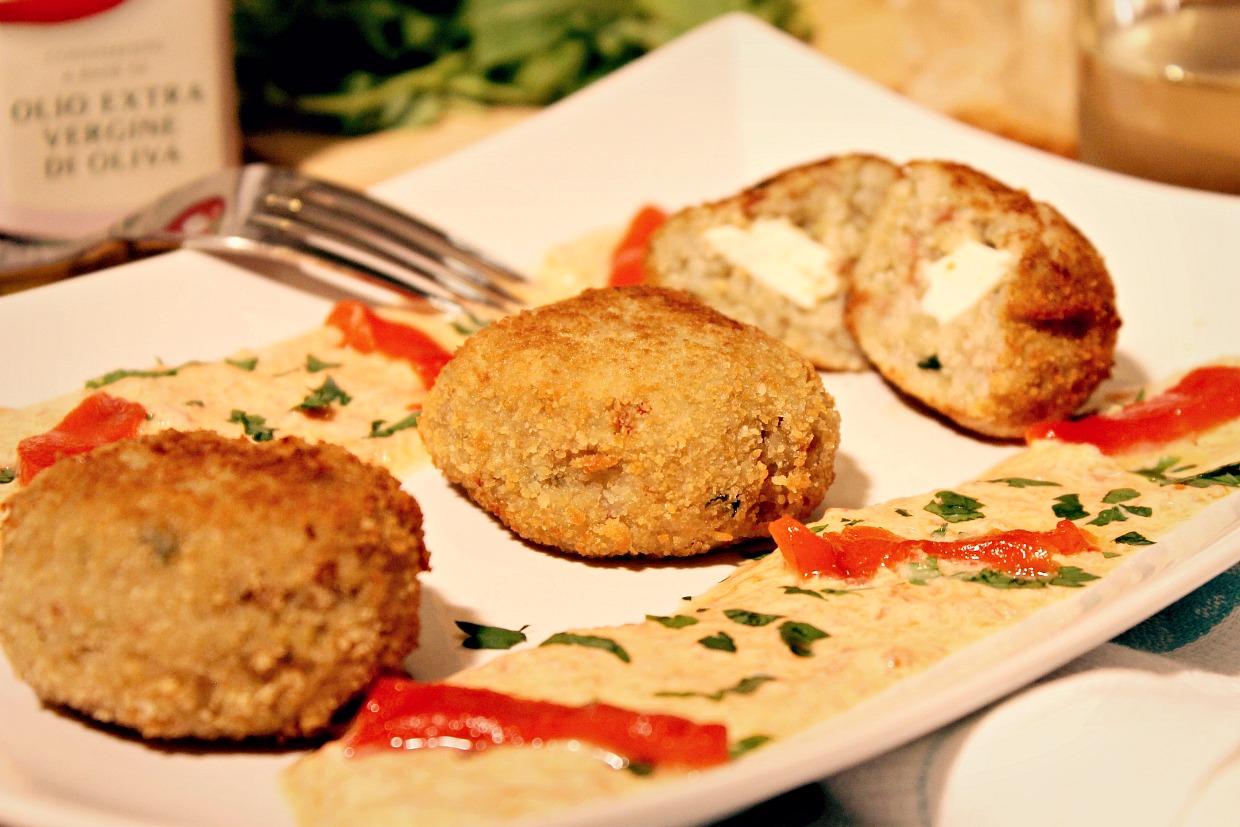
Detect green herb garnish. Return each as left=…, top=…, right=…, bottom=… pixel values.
left=185, top=399, right=205, bottom=407
left=226, top=356, right=258, bottom=371
left=924, top=490, right=984, bottom=523
left=1114, top=531, right=1154, bottom=546
left=779, top=621, right=829, bottom=657
left=0, top=467, right=15, bottom=484
left=655, top=674, right=775, bottom=702
left=729, top=735, right=772, bottom=759
left=698, top=632, right=737, bottom=652
left=368, top=412, right=421, bottom=438
left=626, top=761, right=654, bottom=776
left=724, top=609, right=782, bottom=627
left=540, top=632, right=630, bottom=663
left=1102, top=551, right=1122, bottom=558
left=298, top=376, right=352, bottom=410
left=229, top=410, right=275, bottom=442
left=957, top=569, right=1046, bottom=589
left=989, top=477, right=1060, bottom=488
left=895, top=508, right=912, bottom=517
left=1102, top=488, right=1141, bottom=503
left=917, top=354, right=942, bottom=370
left=1088, top=506, right=1127, bottom=527
left=1052, top=494, right=1089, bottom=520
left=86, top=365, right=180, bottom=388
left=931, top=523, right=949, bottom=537
left=647, top=614, right=699, bottom=629
left=1121, top=504, right=1152, bottom=517
left=905, top=556, right=941, bottom=585
left=305, top=354, right=341, bottom=373
left=1048, top=566, right=1100, bottom=588
left=781, top=586, right=825, bottom=601
left=455, top=620, right=527, bottom=650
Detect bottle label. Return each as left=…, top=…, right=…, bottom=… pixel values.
left=0, top=0, right=236, bottom=235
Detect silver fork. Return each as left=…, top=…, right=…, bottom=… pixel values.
left=0, top=164, right=527, bottom=316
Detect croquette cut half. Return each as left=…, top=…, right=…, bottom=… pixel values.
left=0, top=430, right=428, bottom=741
left=420, top=286, right=840, bottom=558
left=846, top=161, right=1120, bottom=438
left=645, top=154, right=901, bottom=371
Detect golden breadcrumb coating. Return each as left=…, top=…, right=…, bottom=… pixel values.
left=0, top=430, right=427, bottom=740
left=420, top=286, right=840, bottom=558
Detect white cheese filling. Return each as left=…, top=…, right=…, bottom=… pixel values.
left=918, top=240, right=1014, bottom=324
left=702, top=219, right=840, bottom=310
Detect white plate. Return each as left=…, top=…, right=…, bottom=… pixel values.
left=2, top=14, right=1240, bottom=827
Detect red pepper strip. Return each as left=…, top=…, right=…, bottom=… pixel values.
left=326, top=300, right=453, bottom=390
left=344, top=677, right=729, bottom=769
left=770, top=516, right=1097, bottom=581
left=1026, top=365, right=1240, bottom=455
left=17, top=392, right=147, bottom=484
left=609, top=205, right=667, bottom=287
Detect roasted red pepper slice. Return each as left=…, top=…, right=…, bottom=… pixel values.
left=1027, top=365, right=1240, bottom=455
left=609, top=205, right=667, bottom=287
left=326, top=300, right=453, bottom=389
left=17, top=392, right=147, bottom=484
left=344, top=677, right=729, bottom=769
left=770, top=516, right=1097, bottom=581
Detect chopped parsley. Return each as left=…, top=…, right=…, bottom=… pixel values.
left=1133, top=458, right=1240, bottom=488
left=1048, top=566, right=1101, bottom=588
left=655, top=674, right=775, bottom=702
left=956, top=565, right=1099, bottom=589
left=297, top=376, right=352, bottom=410
left=905, top=556, right=942, bottom=585
left=723, top=609, right=782, bottom=627
left=989, top=477, right=1060, bottom=488
left=1052, top=493, right=1089, bottom=520
left=1088, top=507, right=1127, bottom=527
left=540, top=632, right=630, bottom=662
left=85, top=365, right=180, bottom=388
left=0, top=467, right=14, bottom=484
left=225, top=356, right=258, bottom=371
left=647, top=614, right=699, bottom=629
left=779, top=621, right=829, bottom=657
left=229, top=410, right=275, bottom=442
left=1102, top=550, right=1122, bottom=558
left=368, top=412, right=421, bottom=438
left=451, top=315, right=490, bottom=337
left=931, top=523, right=949, bottom=537
left=455, top=621, right=527, bottom=650
left=895, top=508, right=912, bottom=517
left=698, top=632, right=737, bottom=652
left=305, top=354, right=341, bottom=373
left=184, top=399, right=205, bottom=407
left=840, top=517, right=865, bottom=527
left=729, top=735, right=772, bottom=759
left=625, top=761, right=654, bottom=776
left=1114, top=531, right=1154, bottom=546
left=1122, top=504, right=1152, bottom=517
left=781, top=586, right=825, bottom=601
left=1102, top=488, right=1141, bottom=503
left=924, top=490, right=984, bottom=523
left=917, top=354, right=942, bottom=370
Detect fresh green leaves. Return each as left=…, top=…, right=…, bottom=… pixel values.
left=781, top=586, right=825, bottom=601
left=904, top=556, right=942, bottom=585
left=895, top=508, right=912, bottom=517
left=647, top=614, right=699, bottom=629
left=86, top=365, right=180, bottom=388
left=989, top=477, right=1060, bottom=488
left=779, top=621, right=829, bottom=657
left=1048, top=566, right=1101, bottom=588
left=698, top=632, right=737, bottom=652
left=924, top=490, right=984, bottom=523
left=541, top=632, right=630, bottom=663
left=957, top=566, right=1099, bottom=590
left=305, top=354, right=340, bottom=373
left=724, top=609, right=781, bottom=627
left=0, top=467, right=14, bottom=484
left=456, top=621, right=527, bottom=650
left=1052, top=494, right=1089, bottom=520
left=917, top=354, right=942, bottom=370
left=297, top=376, right=352, bottom=411
left=1088, top=506, right=1127, bottom=527
left=226, top=356, right=258, bottom=371
left=1114, top=531, right=1154, bottom=546
left=1134, top=457, right=1240, bottom=488
left=655, top=674, right=776, bottom=702
left=229, top=410, right=274, bottom=442
left=368, top=412, right=421, bottom=438
left=730, top=735, right=772, bottom=759
left=1102, top=488, right=1140, bottom=503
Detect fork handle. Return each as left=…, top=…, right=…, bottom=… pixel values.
left=0, top=236, right=176, bottom=294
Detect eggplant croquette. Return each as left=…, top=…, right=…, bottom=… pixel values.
left=0, top=430, right=428, bottom=740
left=420, top=286, right=840, bottom=557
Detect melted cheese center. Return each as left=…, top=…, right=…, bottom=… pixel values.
left=919, top=241, right=1013, bottom=324
left=702, top=219, right=840, bottom=310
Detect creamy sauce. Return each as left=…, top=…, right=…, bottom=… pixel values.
left=286, top=416, right=1240, bottom=826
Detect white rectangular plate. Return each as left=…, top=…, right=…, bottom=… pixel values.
left=1, top=14, right=1238, bottom=827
